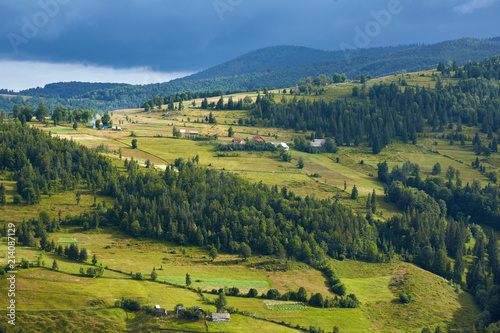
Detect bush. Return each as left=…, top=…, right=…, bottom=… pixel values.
left=332, top=283, right=346, bottom=296
left=247, top=288, right=258, bottom=298
left=339, top=294, right=359, bottom=308
left=399, top=292, right=413, bottom=304
left=13, top=194, right=22, bottom=205
left=266, top=289, right=281, bottom=300
left=309, top=293, right=324, bottom=307
left=228, top=287, right=240, bottom=296
left=122, top=299, right=141, bottom=311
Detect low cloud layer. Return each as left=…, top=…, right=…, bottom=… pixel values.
left=0, top=61, right=191, bottom=91
left=454, top=0, right=500, bottom=14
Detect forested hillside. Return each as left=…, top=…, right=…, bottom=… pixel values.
left=181, top=44, right=416, bottom=80
left=1, top=38, right=499, bottom=114
left=249, top=55, right=500, bottom=153
left=19, top=82, right=129, bottom=99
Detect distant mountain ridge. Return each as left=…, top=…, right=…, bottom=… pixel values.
left=6, top=36, right=500, bottom=112
left=20, top=82, right=129, bottom=99
left=181, top=44, right=417, bottom=81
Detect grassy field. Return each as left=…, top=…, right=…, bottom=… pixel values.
left=157, top=275, right=269, bottom=289
left=329, top=259, right=481, bottom=332
left=207, top=313, right=298, bottom=333
left=0, top=223, right=482, bottom=332
left=265, top=301, right=307, bottom=311
left=57, top=237, right=78, bottom=243
left=223, top=296, right=373, bottom=332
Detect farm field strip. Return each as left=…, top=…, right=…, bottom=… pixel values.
left=156, top=276, right=269, bottom=289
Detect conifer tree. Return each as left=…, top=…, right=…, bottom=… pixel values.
left=351, top=185, right=359, bottom=200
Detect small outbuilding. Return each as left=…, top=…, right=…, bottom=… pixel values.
left=211, top=313, right=230, bottom=322
left=180, top=129, right=186, bottom=134
left=189, top=131, right=199, bottom=135
left=310, top=139, right=325, bottom=148
left=154, top=305, right=167, bottom=317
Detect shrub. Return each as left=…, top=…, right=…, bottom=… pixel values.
left=122, top=299, right=141, bottom=311
left=228, top=287, right=240, bottom=296
left=309, top=293, right=324, bottom=307
left=247, top=288, right=258, bottom=298
left=399, top=292, right=412, bottom=304
left=332, top=283, right=346, bottom=296
left=266, top=289, right=281, bottom=300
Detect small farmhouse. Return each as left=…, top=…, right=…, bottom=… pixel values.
left=251, top=136, right=266, bottom=143
left=154, top=305, right=167, bottom=317
left=189, top=131, right=199, bottom=135
left=310, top=139, right=325, bottom=148
left=232, top=138, right=246, bottom=145
left=180, top=129, right=186, bottom=134
left=211, top=313, right=230, bottom=322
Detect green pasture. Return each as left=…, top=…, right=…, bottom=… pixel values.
left=157, top=275, right=269, bottom=289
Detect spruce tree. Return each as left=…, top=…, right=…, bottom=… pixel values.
left=351, top=185, right=359, bottom=200
left=371, top=189, right=376, bottom=213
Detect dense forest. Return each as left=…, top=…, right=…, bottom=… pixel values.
left=180, top=44, right=416, bottom=81
left=1, top=121, right=500, bottom=326
left=19, top=82, right=129, bottom=99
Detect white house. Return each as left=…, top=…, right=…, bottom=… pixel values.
left=271, top=142, right=289, bottom=151
left=180, top=129, right=186, bottom=134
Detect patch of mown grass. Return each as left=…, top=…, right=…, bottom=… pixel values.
left=207, top=313, right=298, bottom=333
left=266, top=302, right=306, bottom=311
left=58, top=237, right=78, bottom=243
left=225, top=296, right=372, bottom=332
left=0, top=268, right=147, bottom=311
left=16, top=308, right=128, bottom=333
left=156, top=275, right=269, bottom=289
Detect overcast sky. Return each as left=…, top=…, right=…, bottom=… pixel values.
left=1, top=0, right=499, bottom=90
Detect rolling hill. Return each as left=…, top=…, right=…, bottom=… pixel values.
left=4, top=37, right=500, bottom=113
left=180, top=44, right=417, bottom=81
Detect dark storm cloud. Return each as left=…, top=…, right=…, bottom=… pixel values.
left=1, top=0, right=499, bottom=73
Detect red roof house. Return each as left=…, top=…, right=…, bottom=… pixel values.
left=251, top=136, right=266, bottom=143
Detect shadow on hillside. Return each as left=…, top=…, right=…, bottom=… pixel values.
left=192, top=259, right=244, bottom=266
left=63, top=227, right=86, bottom=233
left=448, top=291, right=481, bottom=329
left=390, top=298, right=402, bottom=304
